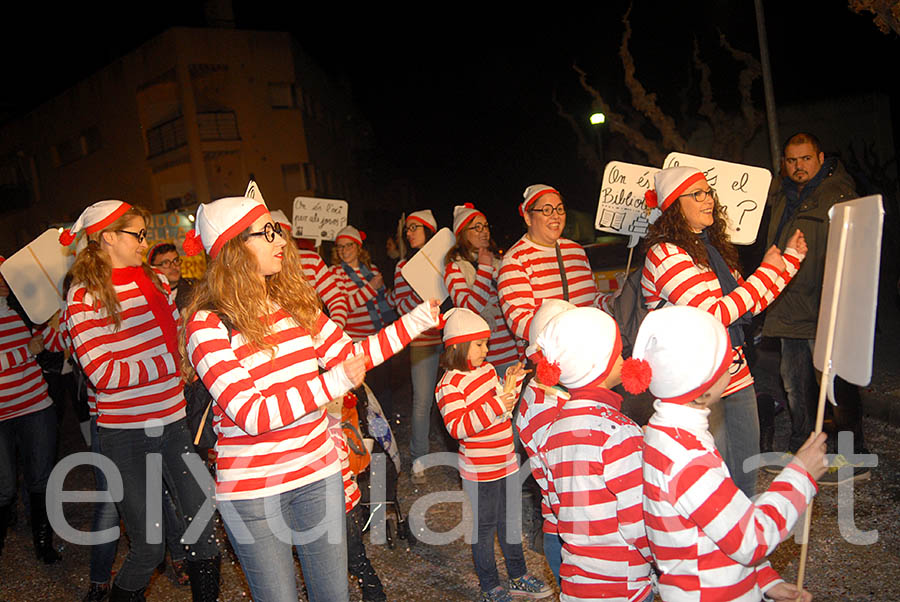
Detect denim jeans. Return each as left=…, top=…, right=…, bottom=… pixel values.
left=463, top=474, right=527, bottom=592
left=709, top=384, right=759, bottom=499
left=217, top=472, right=348, bottom=602
left=88, top=417, right=120, bottom=584
left=779, top=337, right=866, bottom=454
left=409, top=344, right=442, bottom=461
left=0, top=406, right=57, bottom=505
left=98, top=418, right=218, bottom=591
left=543, top=531, right=563, bottom=585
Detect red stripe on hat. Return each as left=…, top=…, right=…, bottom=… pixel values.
left=519, top=187, right=559, bottom=216
left=209, top=203, right=269, bottom=259
left=406, top=215, right=436, bottom=232
left=85, top=202, right=133, bottom=234
left=444, top=329, right=491, bottom=347
left=454, top=211, right=485, bottom=236
left=336, top=234, right=363, bottom=247
left=661, top=172, right=706, bottom=212
left=657, top=335, right=733, bottom=405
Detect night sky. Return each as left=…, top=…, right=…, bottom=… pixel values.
left=3, top=1, right=899, bottom=241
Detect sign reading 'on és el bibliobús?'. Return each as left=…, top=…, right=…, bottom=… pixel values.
left=291, top=197, right=348, bottom=242
left=595, top=162, right=662, bottom=247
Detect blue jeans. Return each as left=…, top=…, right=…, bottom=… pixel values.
left=217, top=472, right=348, bottom=602
left=543, top=531, right=562, bottom=585
left=98, top=418, right=218, bottom=591
left=88, top=417, right=120, bottom=584
left=0, top=406, right=57, bottom=505
left=409, top=344, right=442, bottom=461
left=780, top=338, right=817, bottom=453
left=463, top=474, right=527, bottom=592
left=709, top=384, right=759, bottom=499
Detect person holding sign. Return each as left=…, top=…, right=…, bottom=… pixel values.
left=180, top=197, right=439, bottom=602
left=641, top=167, right=807, bottom=498
left=62, top=200, right=221, bottom=601
left=330, top=225, right=397, bottom=417
left=389, top=209, right=444, bottom=482
left=444, top=204, right=520, bottom=376
left=498, top=185, right=611, bottom=347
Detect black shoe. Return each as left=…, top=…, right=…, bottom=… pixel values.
left=82, top=582, right=111, bottom=602
left=186, top=555, right=221, bottom=602
left=108, top=585, right=145, bottom=602
left=30, top=492, right=61, bottom=564
left=358, top=569, right=387, bottom=602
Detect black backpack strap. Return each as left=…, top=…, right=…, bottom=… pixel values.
left=555, top=243, right=569, bottom=302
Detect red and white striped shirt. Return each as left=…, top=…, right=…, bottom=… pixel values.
left=390, top=259, right=441, bottom=346
left=186, top=301, right=437, bottom=501
left=0, top=299, right=53, bottom=422
left=330, top=263, right=385, bottom=340
left=436, top=363, right=518, bottom=482
left=327, top=414, right=361, bottom=513
left=643, top=400, right=817, bottom=602
left=299, top=250, right=349, bottom=329
left=65, top=273, right=185, bottom=429
left=641, top=244, right=802, bottom=397
left=537, top=388, right=652, bottom=602
left=515, top=380, right=565, bottom=535
left=444, top=259, right=520, bottom=367
left=498, top=236, right=610, bottom=343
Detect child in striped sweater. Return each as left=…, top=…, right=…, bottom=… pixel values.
left=435, top=308, right=551, bottom=602
left=625, top=305, right=826, bottom=602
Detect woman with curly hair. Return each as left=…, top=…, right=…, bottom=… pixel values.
left=640, top=166, right=807, bottom=498
left=62, top=200, right=220, bottom=601
left=181, top=197, right=438, bottom=602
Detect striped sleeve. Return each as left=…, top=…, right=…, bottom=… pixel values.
left=497, top=248, right=536, bottom=340
left=444, top=261, right=492, bottom=314
left=300, top=251, right=349, bottom=329
left=331, top=264, right=379, bottom=311
left=389, top=260, right=422, bottom=314
left=436, top=370, right=506, bottom=441
left=187, top=310, right=353, bottom=436
left=670, top=452, right=817, bottom=566
left=603, top=426, right=652, bottom=563
left=66, top=288, right=177, bottom=390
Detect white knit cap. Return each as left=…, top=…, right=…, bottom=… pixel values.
left=406, top=210, right=437, bottom=232
left=645, top=166, right=706, bottom=212
left=534, top=307, right=622, bottom=389
left=59, top=200, right=133, bottom=246
left=442, top=307, right=490, bottom=347
left=525, top=299, right=576, bottom=359
left=622, top=305, right=731, bottom=404
left=520, top=184, right=560, bottom=217
left=184, top=196, right=269, bottom=259
left=269, top=209, right=292, bottom=232
left=452, top=203, right=485, bottom=236
left=336, top=225, right=366, bottom=247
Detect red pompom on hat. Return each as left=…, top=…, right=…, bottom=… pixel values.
left=536, top=357, right=562, bottom=386
left=59, top=200, right=132, bottom=246
left=406, top=210, right=437, bottom=232
left=192, top=196, right=269, bottom=259
left=519, top=184, right=560, bottom=217
left=452, top=203, right=485, bottom=236
left=534, top=307, right=622, bottom=390
left=441, top=308, right=490, bottom=347
left=182, top=230, right=204, bottom=256
left=629, top=305, right=731, bottom=404
left=335, top=225, right=366, bottom=247
left=648, top=166, right=707, bottom=212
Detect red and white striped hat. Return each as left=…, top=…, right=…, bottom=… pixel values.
left=519, top=184, right=560, bottom=217
left=335, top=225, right=366, bottom=247
left=269, top=209, right=293, bottom=233
left=442, top=308, right=490, bottom=347
left=621, top=305, right=731, bottom=404
left=406, top=210, right=437, bottom=232
left=452, top=203, right=485, bottom=236
left=534, top=307, right=621, bottom=390
left=644, top=166, right=706, bottom=212
left=183, top=196, right=268, bottom=259
left=59, top=200, right=132, bottom=246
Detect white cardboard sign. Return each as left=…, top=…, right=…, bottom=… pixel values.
left=291, top=197, right=348, bottom=241
left=663, top=152, right=772, bottom=245
left=595, top=162, right=661, bottom=247
left=400, top=228, right=455, bottom=302
left=813, top=195, right=884, bottom=392
left=1, top=229, right=74, bottom=324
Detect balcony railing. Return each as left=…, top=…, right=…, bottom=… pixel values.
left=146, top=111, right=239, bottom=158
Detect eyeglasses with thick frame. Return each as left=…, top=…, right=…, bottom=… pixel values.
left=403, top=223, right=424, bottom=234
left=117, top=229, right=147, bottom=243
left=529, top=204, right=566, bottom=217
left=678, top=188, right=718, bottom=203
left=152, top=257, right=182, bottom=269
left=244, top=222, right=284, bottom=243
left=466, top=222, right=490, bottom=233
left=335, top=242, right=358, bottom=251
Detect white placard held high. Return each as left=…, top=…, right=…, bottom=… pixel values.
left=663, top=152, right=771, bottom=245
left=595, top=162, right=662, bottom=247
left=291, top=197, right=348, bottom=242
left=400, top=228, right=455, bottom=303
left=1, top=229, right=74, bottom=324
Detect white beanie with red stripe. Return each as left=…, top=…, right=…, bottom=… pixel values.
left=534, top=307, right=622, bottom=390
left=644, top=166, right=706, bottom=212
left=520, top=184, right=560, bottom=217
left=442, top=307, right=490, bottom=347
left=335, top=225, right=366, bottom=247
left=525, top=299, right=576, bottom=360
left=269, top=209, right=292, bottom=232
left=452, top=203, right=485, bottom=236
left=59, top=200, right=133, bottom=246
left=406, top=210, right=437, bottom=232
left=621, top=305, right=731, bottom=404
left=183, top=196, right=269, bottom=259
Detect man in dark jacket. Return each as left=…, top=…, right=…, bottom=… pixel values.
left=762, top=132, right=870, bottom=484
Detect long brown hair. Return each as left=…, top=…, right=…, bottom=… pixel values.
left=642, top=199, right=741, bottom=272
left=180, top=228, right=322, bottom=380
left=66, top=206, right=165, bottom=329
left=446, top=231, right=499, bottom=264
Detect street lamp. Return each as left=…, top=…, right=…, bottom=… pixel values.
left=590, top=112, right=606, bottom=125
left=589, top=113, right=606, bottom=169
